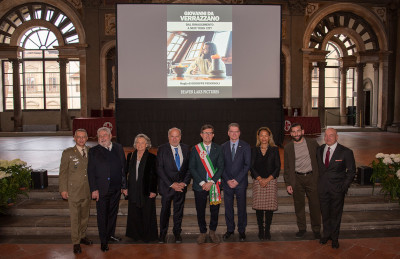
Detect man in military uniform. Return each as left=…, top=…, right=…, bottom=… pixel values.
left=59, top=129, right=92, bottom=254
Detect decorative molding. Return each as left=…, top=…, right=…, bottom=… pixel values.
left=66, top=0, right=83, bottom=9
left=372, top=7, right=386, bottom=23
left=288, top=0, right=308, bottom=16
left=282, top=19, right=287, bottom=40
left=306, top=3, right=319, bottom=17
left=105, top=13, right=116, bottom=36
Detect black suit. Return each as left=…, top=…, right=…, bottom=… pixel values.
left=221, top=140, right=251, bottom=233
left=317, top=143, right=355, bottom=241
left=88, top=143, right=126, bottom=244
left=156, top=143, right=191, bottom=237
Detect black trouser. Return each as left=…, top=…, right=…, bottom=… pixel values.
left=96, top=188, right=120, bottom=244
left=194, top=190, right=220, bottom=233
left=159, top=191, right=186, bottom=237
left=256, top=210, right=273, bottom=231
left=319, top=190, right=345, bottom=241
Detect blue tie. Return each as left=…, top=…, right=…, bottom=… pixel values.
left=206, top=145, right=210, bottom=155
left=231, top=143, right=236, bottom=161
left=175, top=147, right=180, bottom=171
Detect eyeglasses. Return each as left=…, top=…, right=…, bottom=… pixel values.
left=201, top=132, right=214, bottom=135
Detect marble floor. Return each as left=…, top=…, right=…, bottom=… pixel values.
left=1, top=131, right=399, bottom=175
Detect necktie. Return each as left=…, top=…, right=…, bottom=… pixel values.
left=206, top=145, right=210, bottom=155
left=231, top=143, right=236, bottom=161
left=325, top=147, right=331, bottom=168
left=174, top=147, right=180, bottom=171
left=82, top=148, right=86, bottom=158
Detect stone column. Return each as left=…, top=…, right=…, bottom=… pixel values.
left=388, top=8, right=400, bottom=132
left=58, top=58, right=69, bottom=131
left=340, top=66, right=349, bottom=125
left=372, top=63, right=379, bottom=127
left=355, top=63, right=366, bottom=127
left=317, top=62, right=327, bottom=128
left=10, top=58, right=22, bottom=131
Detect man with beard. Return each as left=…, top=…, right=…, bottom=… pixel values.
left=185, top=42, right=225, bottom=75
left=88, top=127, right=127, bottom=252
left=284, top=123, right=321, bottom=239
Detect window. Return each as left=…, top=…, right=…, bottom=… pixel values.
left=167, top=34, right=186, bottom=60
left=186, top=35, right=205, bottom=60
left=312, top=42, right=341, bottom=108
left=2, top=26, right=80, bottom=110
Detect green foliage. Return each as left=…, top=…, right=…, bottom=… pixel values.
left=0, top=159, right=32, bottom=213
left=371, top=153, right=400, bottom=204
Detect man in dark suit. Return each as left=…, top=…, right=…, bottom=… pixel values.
left=284, top=123, right=321, bottom=239
left=157, top=127, right=191, bottom=244
left=221, top=123, right=251, bottom=242
left=189, top=124, right=224, bottom=244
left=317, top=128, right=355, bottom=249
left=88, top=127, right=127, bottom=252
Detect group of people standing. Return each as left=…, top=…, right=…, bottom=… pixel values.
left=59, top=122, right=355, bottom=254
left=284, top=123, right=356, bottom=249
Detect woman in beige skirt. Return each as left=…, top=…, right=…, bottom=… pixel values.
left=250, top=127, right=281, bottom=240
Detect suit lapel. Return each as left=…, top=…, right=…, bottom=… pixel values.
left=328, top=144, right=341, bottom=168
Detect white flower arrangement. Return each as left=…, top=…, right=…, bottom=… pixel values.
left=371, top=153, right=400, bottom=204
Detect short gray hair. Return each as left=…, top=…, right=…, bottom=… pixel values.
left=133, top=133, right=152, bottom=149
left=97, top=127, right=111, bottom=136
left=74, top=128, right=88, bottom=137
left=168, top=127, right=182, bottom=136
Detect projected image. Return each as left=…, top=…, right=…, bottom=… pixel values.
left=167, top=31, right=232, bottom=80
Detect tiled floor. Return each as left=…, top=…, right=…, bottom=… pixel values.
left=0, top=237, right=400, bottom=259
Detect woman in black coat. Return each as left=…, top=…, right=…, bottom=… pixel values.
left=125, top=133, right=158, bottom=242
left=250, top=127, right=281, bottom=241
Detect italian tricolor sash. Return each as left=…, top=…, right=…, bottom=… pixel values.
left=195, top=143, right=222, bottom=205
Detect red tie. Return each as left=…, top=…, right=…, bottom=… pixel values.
left=325, top=147, right=331, bottom=168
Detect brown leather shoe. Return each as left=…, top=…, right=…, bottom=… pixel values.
left=209, top=230, right=220, bottom=244
left=80, top=237, right=93, bottom=245
left=197, top=233, right=207, bottom=244
left=73, top=244, right=81, bottom=254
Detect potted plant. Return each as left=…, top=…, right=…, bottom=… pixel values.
left=370, top=153, right=400, bottom=204
left=0, top=159, right=32, bottom=213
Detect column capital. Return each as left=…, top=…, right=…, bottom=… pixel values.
left=356, top=62, right=366, bottom=70
left=57, top=58, right=69, bottom=67
left=373, top=62, right=379, bottom=70
left=317, top=61, right=327, bottom=69
left=339, top=66, right=349, bottom=73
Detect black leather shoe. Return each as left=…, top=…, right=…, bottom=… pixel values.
left=73, top=244, right=81, bottom=254
left=332, top=239, right=339, bottom=249
left=158, top=234, right=166, bottom=244
left=313, top=232, right=321, bottom=239
left=258, top=230, right=264, bottom=240
left=175, top=234, right=182, bottom=243
left=222, top=231, right=234, bottom=241
left=265, top=231, right=271, bottom=240
left=80, top=237, right=93, bottom=245
left=320, top=236, right=330, bottom=244
left=101, top=243, right=109, bottom=252
left=239, top=232, right=246, bottom=242
left=109, top=236, right=122, bottom=242
left=295, top=230, right=306, bottom=238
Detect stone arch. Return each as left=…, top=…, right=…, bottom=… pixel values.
left=0, top=0, right=85, bottom=45
left=303, top=3, right=388, bottom=51
left=10, top=20, right=64, bottom=46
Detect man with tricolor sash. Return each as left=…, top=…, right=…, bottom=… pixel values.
left=189, top=124, right=224, bottom=244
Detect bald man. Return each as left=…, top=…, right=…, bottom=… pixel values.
left=316, top=128, right=355, bottom=249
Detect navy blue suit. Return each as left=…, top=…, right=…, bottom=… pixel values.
left=156, top=143, right=191, bottom=237
left=221, top=139, right=251, bottom=233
